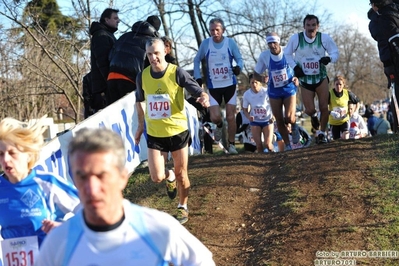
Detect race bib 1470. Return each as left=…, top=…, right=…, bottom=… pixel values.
left=147, top=94, right=171, bottom=119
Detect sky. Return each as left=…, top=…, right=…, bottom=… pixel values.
left=0, top=0, right=375, bottom=54
left=316, top=0, right=370, bottom=36
left=2, top=0, right=372, bottom=37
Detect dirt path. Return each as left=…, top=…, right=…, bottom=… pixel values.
left=185, top=137, right=389, bottom=265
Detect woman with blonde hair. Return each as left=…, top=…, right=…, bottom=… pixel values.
left=328, top=75, right=361, bottom=140
left=0, top=116, right=79, bottom=248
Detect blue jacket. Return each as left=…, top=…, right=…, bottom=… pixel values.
left=0, top=169, right=79, bottom=246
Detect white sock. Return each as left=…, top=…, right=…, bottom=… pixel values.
left=178, top=204, right=187, bottom=210
left=167, top=169, right=175, bottom=182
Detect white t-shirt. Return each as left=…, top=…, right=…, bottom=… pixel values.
left=242, top=87, right=273, bottom=122
left=35, top=200, right=215, bottom=266
left=349, top=113, right=368, bottom=139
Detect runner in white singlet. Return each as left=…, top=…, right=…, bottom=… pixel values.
left=284, top=14, right=339, bottom=145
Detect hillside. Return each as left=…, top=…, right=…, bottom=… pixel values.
left=126, top=134, right=399, bottom=266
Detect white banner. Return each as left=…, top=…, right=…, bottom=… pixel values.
left=35, top=92, right=201, bottom=182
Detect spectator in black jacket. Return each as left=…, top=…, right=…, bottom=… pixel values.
left=368, top=7, right=392, bottom=86
left=89, top=8, right=119, bottom=111
left=369, top=0, right=399, bottom=133
left=363, top=104, right=374, bottom=119
left=387, top=104, right=395, bottom=130
left=107, top=16, right=161, bottom=105
left=82, top=73, right=94, bottom=119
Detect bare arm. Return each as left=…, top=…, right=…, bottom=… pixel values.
left=243, top=107, right=253, bottom=122
left=196, top=92, right=210, bottom=108
left=41, top=219, right=62, bottom=234
left=135, top=102, right=145, bottom=145
left=135, top=72, right=146, bottom=145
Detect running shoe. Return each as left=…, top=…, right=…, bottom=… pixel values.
left=176, top=207, right=189, bottom=225
left=214, top=126, right=223, bottom=142
left=228, top=145, right=238, bottom=154
left=285, top=144, right=292, bottom=151
left=317, top=133, right=328, bottom=144
left=291, top=123, right=300, bottom=144
left=311, top=116, right=320, bottom=131
left=166, top=179, right=177, bottom=199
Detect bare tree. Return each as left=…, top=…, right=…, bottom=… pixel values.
left=0, top=0, right=90, bottom=121
left=328, top=24, right=387, bottom=104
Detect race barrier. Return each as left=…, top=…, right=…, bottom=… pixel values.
left=34, top=92, right=201, bottom=182
left=0, top=92, right=201, bottom=265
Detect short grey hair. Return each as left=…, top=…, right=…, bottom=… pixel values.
left=209, top=17, right=225, bottom=30
left=68, top=128, right=126, bottom=171
left=146, top=37, right=165, bottom=49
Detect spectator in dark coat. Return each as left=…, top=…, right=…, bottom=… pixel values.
left=82, top=73, right=94, bottom=119
left=367, top=110, right=378, bottom=136
left=363, top=104, right=373, bottom=119
left=369, top=0, right=399, bottom=133
left=89, top=8, right=119, bottom=111
left=386, top=104, right=395, bottom=130
left=106, top=16, right=161, bottom=105
left=368, top=7, right=392, bottom=88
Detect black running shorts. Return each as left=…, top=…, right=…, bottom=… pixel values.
left=147, top=130, right=191, bottom=152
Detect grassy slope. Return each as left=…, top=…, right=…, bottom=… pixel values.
left=249, top=135, right=399, bottom=265
left=124, top=134, right=399, bottom=265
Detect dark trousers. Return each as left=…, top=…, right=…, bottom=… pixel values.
left=106, top=79, right=136, bottom=106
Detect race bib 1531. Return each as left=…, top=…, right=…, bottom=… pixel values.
left=1, top=236, right=38, bottom=266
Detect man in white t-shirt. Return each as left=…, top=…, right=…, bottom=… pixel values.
left=35, top=128, right=215, bottom=266
left=348, top=103, right=368, bottom=139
